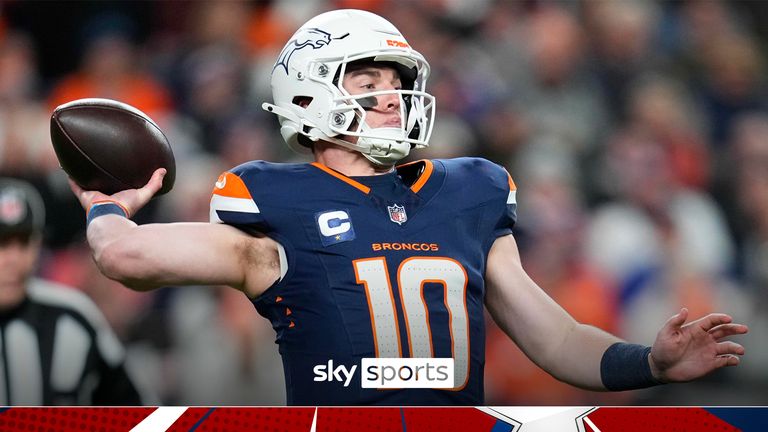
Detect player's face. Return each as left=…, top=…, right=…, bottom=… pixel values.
left=0, top=233, right=39, bottom=307
left=342, top=64, right=402, bottom=129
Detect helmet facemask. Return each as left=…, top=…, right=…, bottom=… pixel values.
left=308, top=55, right=436, bottom=166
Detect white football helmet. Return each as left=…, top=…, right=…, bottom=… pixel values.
left=262, top=9, right=436, bottom=166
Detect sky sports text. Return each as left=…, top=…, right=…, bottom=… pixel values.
left=313, top=358, right=454, bottom=389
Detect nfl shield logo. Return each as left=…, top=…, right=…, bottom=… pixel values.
left=387, top=204, right=407, bottom=225
left=0, top=191, right=25, bottom=225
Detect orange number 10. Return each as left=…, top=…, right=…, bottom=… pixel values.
left=353, top=256, right=470, bottom=389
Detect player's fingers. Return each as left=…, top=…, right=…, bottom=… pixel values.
left=136, top=169, right=166, bottom=200
left=715, top=341, right=745, bottom=356
left=663, top=308, right=689, bottom=331
left=67, top=178, right=97, bottom=209
left=695, top=313, right=733, bottom=332
left=147, top=168, right=167, bottom=188
left=709, top=323, right=749, bottom=340
left=714, top=354, right=741, bottom=368
left=67, top=178, right=83, bottom=196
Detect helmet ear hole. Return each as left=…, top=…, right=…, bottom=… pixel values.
left=292, top=96, right=313, bottom=108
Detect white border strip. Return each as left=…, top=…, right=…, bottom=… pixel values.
left=583, top=416, right=601, bottom=432
left=309, top=407, right=318, bottom=432
left=130, top=407, right=188, bottom=432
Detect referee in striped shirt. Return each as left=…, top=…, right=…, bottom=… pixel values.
left=0, top=178, right=142, bottom=405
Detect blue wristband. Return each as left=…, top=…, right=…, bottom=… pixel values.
left=86, top=201, right=128, bottom=226
left=600, top=342, right=661, bottom=391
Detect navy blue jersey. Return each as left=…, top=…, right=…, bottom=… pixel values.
left=210, top=158, right=517, bottom=405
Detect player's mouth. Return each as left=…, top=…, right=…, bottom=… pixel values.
left=383, top=117, right=401, bottom=127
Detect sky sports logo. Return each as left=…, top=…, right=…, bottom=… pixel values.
left=313, top=358, right=455, bottom=389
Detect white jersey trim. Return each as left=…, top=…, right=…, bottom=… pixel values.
left=507, top=190, right=517, bottom=205
left=209, top=195, right=260, bottom=223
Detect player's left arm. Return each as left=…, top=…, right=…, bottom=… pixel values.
left=484, top=233, right=749, bottom=390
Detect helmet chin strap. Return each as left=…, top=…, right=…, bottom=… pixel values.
left=358, top=127, right=411, bottom=166
left=314, top=125, right=411, bottom=167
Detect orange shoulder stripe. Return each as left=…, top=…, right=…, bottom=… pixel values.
left=212, top=172, right=253, bottom=199
left=506, top=171, right=517, bottom=191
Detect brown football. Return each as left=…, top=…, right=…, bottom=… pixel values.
left=50, top=98, right=175, bottom=196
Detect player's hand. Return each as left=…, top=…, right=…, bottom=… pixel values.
left=68, top=168, right=167, bottom=217
left=648, top=308, right=748, bottom=383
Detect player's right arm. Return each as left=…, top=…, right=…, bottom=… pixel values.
left=70, top=169, right=280, bottom=297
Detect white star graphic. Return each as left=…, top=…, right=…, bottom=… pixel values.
left=481, top=407, right=598, bottom=432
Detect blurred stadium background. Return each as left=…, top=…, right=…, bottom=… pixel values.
left=1, top=0, right=766, bottom=405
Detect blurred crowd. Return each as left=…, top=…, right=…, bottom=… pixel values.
left=0, top=0, right=766, bottom=405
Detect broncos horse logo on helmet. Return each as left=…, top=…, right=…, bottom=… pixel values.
left=274, top=28, right=349, bottom=74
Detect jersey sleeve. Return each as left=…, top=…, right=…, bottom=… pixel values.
left=209, top=169, right=264, bottom=226
left=90, top=304, right=143, bottom=404
left=76, top=288, right=144, bottom=404
left=442, top=157, right=517, bottom=241
left=494, top=167, right=518, bottom=237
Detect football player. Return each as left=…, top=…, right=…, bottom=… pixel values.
left=69, top=9, right=747, bottom=405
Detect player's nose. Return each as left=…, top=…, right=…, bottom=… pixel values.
left=378, top=91, right=400, bottom=111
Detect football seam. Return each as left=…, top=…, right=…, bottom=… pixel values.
left=59, top=104, right=168, bottom=141
left=52, top=114, right=136, bottom=190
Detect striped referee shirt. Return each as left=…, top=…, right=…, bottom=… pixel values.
left=0, top=278, right=141, bottom=405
